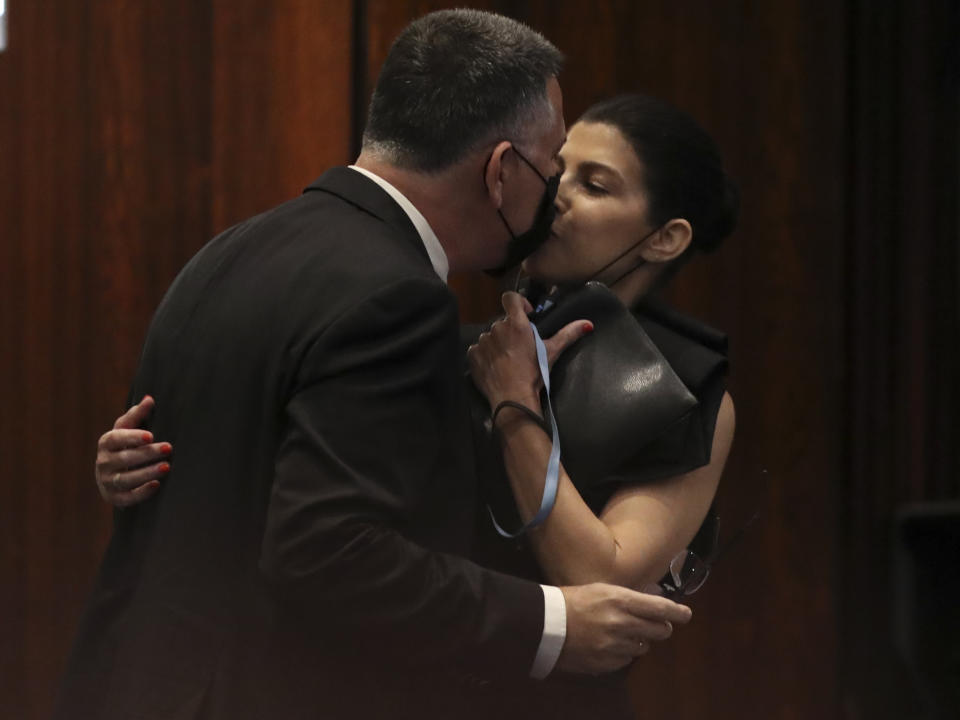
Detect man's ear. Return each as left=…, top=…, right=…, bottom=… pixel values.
left=643, top=218, right=692, bottom=262
left=483, top=141, right=513, bottom=210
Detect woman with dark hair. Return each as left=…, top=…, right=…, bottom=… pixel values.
left=95, top=93, right=738, bottom=718
left=460, top=93, right=737, bottom=717
left=471, top=92, right=737, bottom=588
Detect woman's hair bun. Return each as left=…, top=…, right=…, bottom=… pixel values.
left=696, top=174, right=739, bottom=254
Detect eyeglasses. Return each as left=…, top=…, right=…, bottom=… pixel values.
left=659, top=550, right=711, bottom=600
left=658, top=511, right=760, bottom=601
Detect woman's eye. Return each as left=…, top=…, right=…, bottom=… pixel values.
left=583, top=180, right=607, bottom=195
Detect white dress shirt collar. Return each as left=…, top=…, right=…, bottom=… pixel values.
left=348, top=165, right=449, bottom=283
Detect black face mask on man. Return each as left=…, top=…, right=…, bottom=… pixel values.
left=485, top=147, right=561, bottom=277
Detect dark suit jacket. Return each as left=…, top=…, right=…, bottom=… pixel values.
left=53, top=168, right=544, bottom=720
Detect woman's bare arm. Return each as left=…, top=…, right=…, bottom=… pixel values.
left=468, top=291, right=733, bottom=589
left=494, top=392, right=733, bottom=588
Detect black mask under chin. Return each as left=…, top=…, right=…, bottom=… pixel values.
left=583, top=224, right=663, bottom=288
left=485, top=148, right=561, bottom=277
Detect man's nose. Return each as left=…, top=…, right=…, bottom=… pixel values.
left=553, top=175, right=572, bottom=213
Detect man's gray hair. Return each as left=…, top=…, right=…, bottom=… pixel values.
left=362, top=9, right=563, bottom=172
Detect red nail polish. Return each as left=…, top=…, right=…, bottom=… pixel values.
left=160, top=443, right=172, bottom=455
left=158, top=462, right=171, bottom=474
left=142, top=432, right=153, bottom=443
left=584, top=322, right=595, bottom=334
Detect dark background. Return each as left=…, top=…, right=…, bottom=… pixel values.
left=1, top=1, right=957, bottom=718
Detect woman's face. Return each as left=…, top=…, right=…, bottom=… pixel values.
left=522, top=121, right=654, bottom=288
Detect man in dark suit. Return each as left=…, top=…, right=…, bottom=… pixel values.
left=55, top=10, right=691, bottom=719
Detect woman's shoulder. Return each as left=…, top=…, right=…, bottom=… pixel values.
left=570, top=297, right=731, bottom=509
left=632, top=297, right=729, bottom=396
left=634, top=298, right=727, bottom=351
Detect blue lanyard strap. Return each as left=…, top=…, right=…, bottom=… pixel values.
left=489, top=321, right=561, bottom=538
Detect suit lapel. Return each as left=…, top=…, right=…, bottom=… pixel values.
left=304, top=167, right=433, bottom=268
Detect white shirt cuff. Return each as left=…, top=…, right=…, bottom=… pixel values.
left=530, top=584, right=566, bottom=679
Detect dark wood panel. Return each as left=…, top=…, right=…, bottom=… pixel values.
left=0, top=7, right=89, bottom=715
left=844, top=0, right=960, bottom=715
left=0, top=2, right=212, bottom=717
left=211, top=0, right=354, bottom=232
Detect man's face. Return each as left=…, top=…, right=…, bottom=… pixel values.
left=508, top=77, right=567, bottom=233
left=534, top=77, right=567, bottom=178
left=481, top=76, right=565, bottom=271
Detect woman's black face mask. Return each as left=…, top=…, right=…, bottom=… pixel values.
left=485, top=147, right=561, bottom=277
left=584, top=224, right=662, bottom=288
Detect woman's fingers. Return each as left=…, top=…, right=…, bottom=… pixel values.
left=98, top=428, right=155, bottom=452
left=97, top=461, right=170, bottom=504
left=501, top=290, right=534, bottom=316
left=96, top=426, right=172, bottom=506
left=544, top=319, right=594, bottom=368
left=97, top=433, right=172, bottom=471
left=113, top=395, right=155, bottom=430
left=109, top=480, right=163, bottom=508
left=96, top=399, right=169, bottom=507
left=105, top=460, right=171, bottom=491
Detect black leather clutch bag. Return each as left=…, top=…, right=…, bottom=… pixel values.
left=526, top=282, right=698, bottom=489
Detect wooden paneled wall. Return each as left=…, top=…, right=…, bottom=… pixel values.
left=0, top=5, right=213, bottom=715
left=843, top=0, right=960, bottom=716
left=0, top=2, right=954, bottom=719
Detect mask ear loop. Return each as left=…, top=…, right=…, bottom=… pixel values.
left=482, top=148, right=518, bottom=241
left=512, top=145, right=551, bottom=184
left=516, top=219, right=655, bottom=306
left=513, top=265, right=526, bottom=292
left=486, top=145, right=559, bottom=246
left=586, top=225, right=662, bottom=289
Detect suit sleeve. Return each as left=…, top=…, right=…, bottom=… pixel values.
left=260, top=276, right=545, bottom=678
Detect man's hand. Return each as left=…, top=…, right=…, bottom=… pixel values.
left=556, top=583, right=692, bottom=675
left=467, top=291, right=592, bottom=413
left=95, top=395, right=171, bottom=507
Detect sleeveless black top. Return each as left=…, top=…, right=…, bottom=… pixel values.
left=462, top=298, right=729, bottom=719
left=467, top=297, right=728, bottom=581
